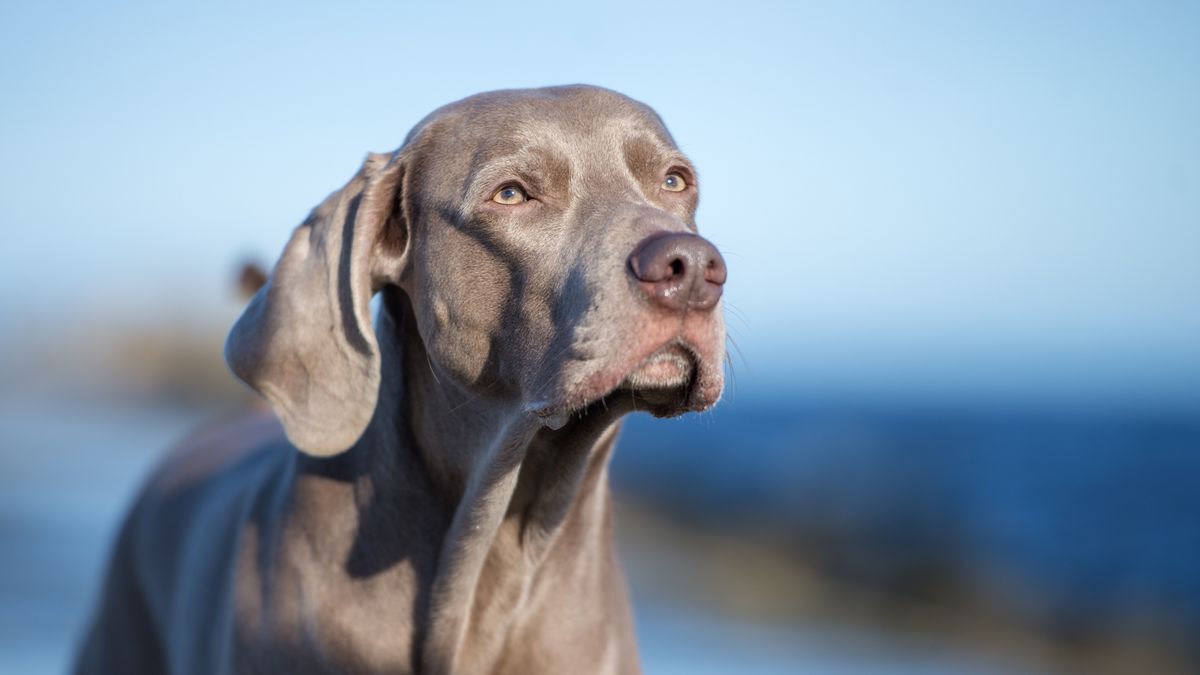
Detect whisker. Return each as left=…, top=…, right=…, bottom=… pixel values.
left=527, top=340, right=587, bottom=401
left=722, top=302, right=750, bottom=330
left=726, top=334, right=749, bottom=371
left=446, top=388, right=485, bottom=415
left=424, top=351, right=442, bottom=385
left=440, top=363, right=513, bottom=415
left=723, top=350, right=738, bottom=402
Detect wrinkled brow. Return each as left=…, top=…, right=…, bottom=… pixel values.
left=623, top=133, right=695, bottom=184
left=462, top=146, right=573, bottom=205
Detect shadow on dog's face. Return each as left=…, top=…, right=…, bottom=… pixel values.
left=395, top=86, right=727, bottom=428
left=226, top=85, right=726, bottom=456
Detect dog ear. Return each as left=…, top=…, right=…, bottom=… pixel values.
left=225, top=152, right=409, bottom=456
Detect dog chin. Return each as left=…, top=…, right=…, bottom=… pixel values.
left=611, top=344, right=698, bottom=414
left=525, top=343, right=709, bottom=430
left=619, top=344, right=694, bottom=390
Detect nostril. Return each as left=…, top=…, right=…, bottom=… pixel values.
left=703, top=251, right=727, bottom=286
left=668, top=257, right=685, bottom=278
left=628, top=231, right=725, bottom=310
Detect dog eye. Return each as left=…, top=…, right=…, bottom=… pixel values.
left=662, top=172, right=688, bottom=192
left=492, top=185, right=528, bottom=205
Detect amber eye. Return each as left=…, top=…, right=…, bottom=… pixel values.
left=492, top=185, right=528, bottom=205
left=662, top=172, right=688, bottom=192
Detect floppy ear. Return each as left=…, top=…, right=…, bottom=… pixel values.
left=225, top=151, right=409, bottom=456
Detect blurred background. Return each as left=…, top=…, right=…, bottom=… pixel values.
left=2, top=2, right=1198, bottom=673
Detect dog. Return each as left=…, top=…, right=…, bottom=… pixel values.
left=75, top=85, right=727, bottom=675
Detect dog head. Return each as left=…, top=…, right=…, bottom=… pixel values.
left=227, top=85, right=727, bottom=456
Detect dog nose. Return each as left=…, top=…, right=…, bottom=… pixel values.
left=628, top=232, right=726, bottom=312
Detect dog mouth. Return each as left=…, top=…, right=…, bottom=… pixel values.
left=613, top=343, right=697, bottom=406
left=525, top=341, right=701, bottom=429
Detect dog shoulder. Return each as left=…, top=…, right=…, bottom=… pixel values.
left=78, top=411, right=296, bottom=674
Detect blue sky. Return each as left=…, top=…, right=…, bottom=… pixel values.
left=2, top=1, right=1198, bottom=407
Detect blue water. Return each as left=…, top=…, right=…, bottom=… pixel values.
left=614, top=397, right=1200, bottom=633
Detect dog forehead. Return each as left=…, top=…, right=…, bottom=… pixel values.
left=407, top=85, right=677, bottom=160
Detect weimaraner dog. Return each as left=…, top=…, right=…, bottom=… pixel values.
left=75, top=85, right=727, bottom=674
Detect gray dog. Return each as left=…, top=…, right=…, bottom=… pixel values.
left=75, top=85, right=727, bottom=675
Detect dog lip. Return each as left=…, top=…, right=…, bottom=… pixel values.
left=618, top=343, right=696, bottom=391
left=525, top=340, right=703, bottom=427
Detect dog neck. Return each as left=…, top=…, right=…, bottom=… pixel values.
left=365, top=288, right=627, bottom=673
